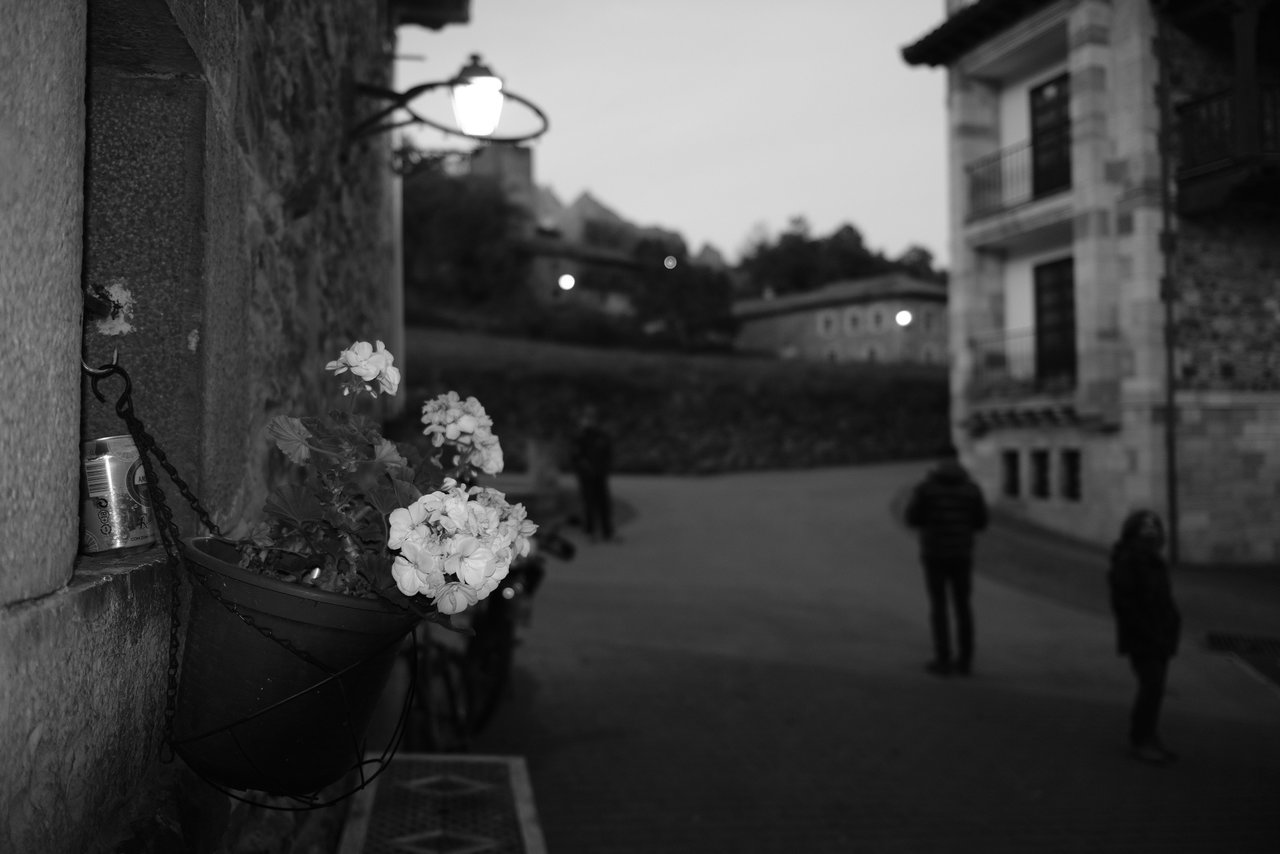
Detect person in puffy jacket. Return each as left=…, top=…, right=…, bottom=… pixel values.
left=904, top=443, right=989, bottom=676
left=1107, top=509, right=1181, bottom=763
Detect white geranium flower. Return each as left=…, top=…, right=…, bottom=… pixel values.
left=325, top=339, right=400, bottom=396
left=433, top=582, right=479, bottom=615
left=421, top=393, right=502, bottom=475
left=443, top=536, right=498, bottom=588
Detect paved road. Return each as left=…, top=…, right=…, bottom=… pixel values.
left=476, top=463, right=1280, bottom=853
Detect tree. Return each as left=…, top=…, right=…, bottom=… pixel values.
left=735, top=219, right=946, bottom=296
left=895, top=244, right=948, bottom=284
left=631, top=239, right=734, bottom=350
left=401, top=159, right=531, bottom=321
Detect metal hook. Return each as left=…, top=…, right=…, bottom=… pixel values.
left=81, top=349, right=132, bottom=408
left=81, top=348, right=120, bottom=378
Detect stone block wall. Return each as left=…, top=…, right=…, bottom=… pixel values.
left=970, top=424, right=1133, bottom=548
left=3, top=1, right=405, bottom=851
left=1176, top=394, right=1280, bottom=564
left=1160, top=16, right=1280, bottom=563
left=1175, top=214, right=1280, bottom=391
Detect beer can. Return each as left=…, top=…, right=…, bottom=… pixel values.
left=81, top=435, right=157, bottom=554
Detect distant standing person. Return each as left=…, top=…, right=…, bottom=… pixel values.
left=904, top=443, right=989, bottom=677
left=1107, top=509, right=1181, bottom=764
left=569, top=404, right=614, bottom=541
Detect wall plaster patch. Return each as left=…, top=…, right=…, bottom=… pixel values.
left=94, top=280, right=136, bottom=335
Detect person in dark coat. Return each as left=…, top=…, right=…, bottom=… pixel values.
left=569, top=405, right=614, bottom=541
left=1107, top=509, right=1181, bottom=763
left=904, top=443, right=989, bottom=676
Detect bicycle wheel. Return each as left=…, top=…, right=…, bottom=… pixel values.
left=411, top=622, right=474, bottom=753
left=463, top=617, right=515, bottom=733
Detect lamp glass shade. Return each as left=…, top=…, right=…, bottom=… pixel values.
left=450, top=75, right=505, bottom=137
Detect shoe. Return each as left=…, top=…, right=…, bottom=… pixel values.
left=925, top=660, right=952, bottom=677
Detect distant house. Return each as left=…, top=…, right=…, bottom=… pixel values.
left=732, top=274, right=949, bottom=364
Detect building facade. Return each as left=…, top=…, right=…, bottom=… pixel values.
left=732, top=274, right=949, bottom=364
left=904, top=0, right=1280, bottom=563
left=1, top=1, right=470, bottom=850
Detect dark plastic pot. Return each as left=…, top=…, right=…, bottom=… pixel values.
left=173, top=537, right=419, bottom=795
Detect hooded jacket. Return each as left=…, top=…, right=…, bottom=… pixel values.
left=904, top=460, right=989, bottom=560
left=1108, top=540, right=1181, bottom=658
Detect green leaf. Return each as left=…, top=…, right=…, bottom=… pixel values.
left=372, top=438, right=408, bottom=471
left=263, top=483, right=326, bottom=527
left=368, top=475, right=421, bottom=517
left=268, top=416, right=313, bottom=465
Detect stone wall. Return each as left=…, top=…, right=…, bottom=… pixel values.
left=2, top=1, right=403, bottom=851
left=1163, top=15, right=1280, bottom=563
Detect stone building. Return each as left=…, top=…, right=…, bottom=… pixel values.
left=1, top=1, right=470, bottom=851
left=732, top=274, right=949, bottom=364
left=904, top=0, right=1280, bottom=563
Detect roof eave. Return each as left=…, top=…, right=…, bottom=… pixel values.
left=901, top=0, right=1060, bottom=67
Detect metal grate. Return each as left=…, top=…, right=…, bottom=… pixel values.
left=337, top=754, right=547, bottom=854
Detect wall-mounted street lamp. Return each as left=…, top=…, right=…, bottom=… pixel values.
left=895, top=310, right=914, bottom=327
left=351, top=53, right=550, bottom=143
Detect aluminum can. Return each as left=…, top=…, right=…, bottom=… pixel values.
left=81, top=435, right=157, bottom=554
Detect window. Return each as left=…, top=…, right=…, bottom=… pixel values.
left=922, top=309, right=934, bottom=331
left=873, top=310, right=884, bottom=328
left=1030, top=449, right=1051, bottom=498
left=865, top=346, right=879, bottom=363
left=817, top=309, right=838, bottom=338
left=1002, top=450, right=1021, bottom=497
left=843, top=307, right=861, bottom=334
left=1060, top=449, right=1082, bottom=501
left=1030, top=73, right=1071, bottom=197
left=1034, top=258, right=1076, bottom=388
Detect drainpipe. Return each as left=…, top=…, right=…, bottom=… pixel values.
left=1153, top=2, right=1180, bottom=566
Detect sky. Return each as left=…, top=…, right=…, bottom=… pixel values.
left=394, top=2, right=951, bottom=267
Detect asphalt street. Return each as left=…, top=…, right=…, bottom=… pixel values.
left=473, top=462, right=1280, bottom=854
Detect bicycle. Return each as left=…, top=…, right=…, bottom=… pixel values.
left=399, top=522, right=573, bottom=752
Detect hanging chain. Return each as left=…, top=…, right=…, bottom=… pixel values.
left=84, top=361, right=334, bottom=761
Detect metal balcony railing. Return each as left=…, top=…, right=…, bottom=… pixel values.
left=1177, top=84, right=1280, bottom=172
left=966, top=327, right=1077, bottom=401
left=966, top=139, right=1072, bottom=220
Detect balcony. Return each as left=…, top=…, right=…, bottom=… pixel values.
left=967, top=327, right=1075, bottom=402
left=966, top=140, right=1071, bottom=221
left=963, top=328, right=1125, bottom=436
left=1176, top=84, right=1280, bottom=213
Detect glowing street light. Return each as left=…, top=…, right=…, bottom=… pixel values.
left=351, top=53, right=550, bottom=143
left=895, top=310, right=913, bottom=327
left=557, top=274, right=576, bottom=291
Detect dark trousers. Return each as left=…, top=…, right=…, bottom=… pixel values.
left=576, top=473, right=613, bottom=538
left=1128, top=654, right=1170, bottom=746
left=923, top=557, right=974, bottom=667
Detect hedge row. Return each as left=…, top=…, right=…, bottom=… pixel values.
left=389, top=330, right=951, bottom=476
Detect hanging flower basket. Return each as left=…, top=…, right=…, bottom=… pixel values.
left=92, top=338, right=541, bottom=803
left=171, top=537, right=420, bottom=795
